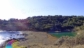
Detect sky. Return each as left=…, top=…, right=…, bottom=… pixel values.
left=0, top=0, right=84, bottom=20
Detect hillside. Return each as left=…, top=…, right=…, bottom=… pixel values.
left=17, top=31, right=84, bottom=48
left=0, top=15, right=84, bottom=31
left=19, top=31, right=57, bottom=46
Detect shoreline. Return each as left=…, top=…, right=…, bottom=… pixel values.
left=1, top=31, right=84, bottom=48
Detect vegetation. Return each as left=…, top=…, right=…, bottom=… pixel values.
left=0, top=15, right=84, bottom=31
left=54, top=30, right=84, bottom=48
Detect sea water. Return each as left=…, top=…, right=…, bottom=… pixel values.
left=0, top=31, right=24, bottom=46
left=49, top=32, right=76, bottom=38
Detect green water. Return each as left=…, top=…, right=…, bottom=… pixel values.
left=50, top=32, right=76, bottom=38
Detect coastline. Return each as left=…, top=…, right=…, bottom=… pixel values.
left=1, top=31, right=84, bottom=48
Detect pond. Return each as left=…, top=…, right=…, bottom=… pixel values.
left=49, top=32, right=76, bottom=38
left=0, top=31, right=25, bottom=46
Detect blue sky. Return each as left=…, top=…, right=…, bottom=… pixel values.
left=0, top=0, right=84, bottom=19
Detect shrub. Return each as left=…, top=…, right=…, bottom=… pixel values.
left=55, top=30, right=84, bottom=46
left=75, top=30, right=84, bottom=45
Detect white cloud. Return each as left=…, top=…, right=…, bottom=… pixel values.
left=0, top=0, right=27, bottom=20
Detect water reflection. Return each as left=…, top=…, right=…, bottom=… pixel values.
left=0, top=31, right=24, bottom=46
left=0, top=36, right=6, bottom=45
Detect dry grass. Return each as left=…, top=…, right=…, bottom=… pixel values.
left=2, top=31, right=83, bottom=48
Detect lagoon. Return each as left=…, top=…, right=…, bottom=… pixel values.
left=49, top=32, right=76, bottom=38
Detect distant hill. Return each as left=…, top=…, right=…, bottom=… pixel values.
left=0, top=15, right=84, bottom=32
